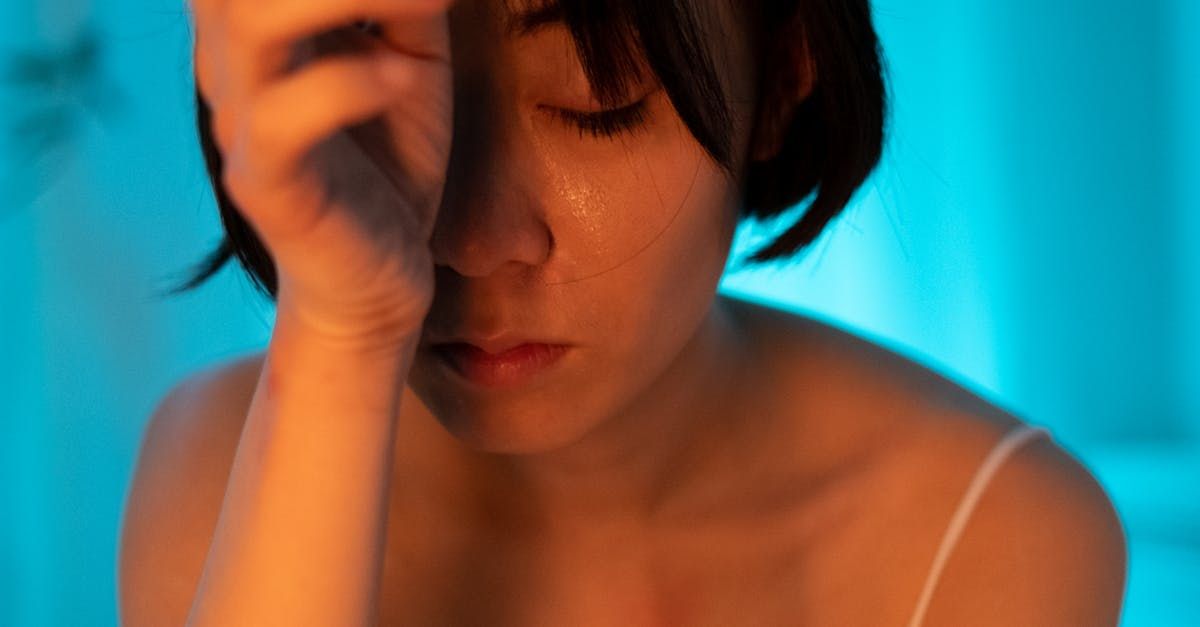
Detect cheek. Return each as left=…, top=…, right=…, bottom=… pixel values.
left=531, top=101, right=732, bottom=282
left=526, top=96, right=738, bottom=389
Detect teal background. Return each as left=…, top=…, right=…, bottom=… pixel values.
left=1, top=0, right=1196, bottom=624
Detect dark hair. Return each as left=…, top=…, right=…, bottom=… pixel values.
left=166, top=0, right=888, bottom=300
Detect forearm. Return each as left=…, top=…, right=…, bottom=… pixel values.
left=185, top=306, right=418, bottom=627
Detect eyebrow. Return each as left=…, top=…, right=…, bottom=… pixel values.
left=505, top=1, right=565, bottom=38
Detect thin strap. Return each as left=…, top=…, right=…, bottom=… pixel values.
left=906, top=424, right=1051, bottom=627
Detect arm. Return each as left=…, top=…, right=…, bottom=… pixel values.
left=181, top=308, right=418, bottom=627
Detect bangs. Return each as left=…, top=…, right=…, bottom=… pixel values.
left=503, top=0, right=737, bottom=175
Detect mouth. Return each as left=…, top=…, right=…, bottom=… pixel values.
left=430, top=342, right=572, bottom=388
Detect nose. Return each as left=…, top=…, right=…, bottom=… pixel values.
left=429, top=159, right=553, bottom=279
left=428, top=83, right=553, bottom=280
left=431, top=0, right=553, bottom=280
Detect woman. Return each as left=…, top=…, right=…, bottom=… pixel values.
left=118, top=0, right=1127, bottom=625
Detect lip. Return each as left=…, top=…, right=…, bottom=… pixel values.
left=427, top=333, right=567, bottom=356
left=431, top=342, right=571, bottom=388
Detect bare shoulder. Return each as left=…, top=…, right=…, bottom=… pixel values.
left=722, top=294, right=1127, bottom=624
left=135, top=351, right=268, bottom=474
left=189, top=351, right=268, bottom=405
left=910, top=419, right=1129, bottom=625
left=721, top=293, right=1029, bottom=457
left=117, top=351, right=266, bottom=627
left=724, top=293, right=1117, bottom=492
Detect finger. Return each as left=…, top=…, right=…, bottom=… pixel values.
left=188, top=0, right=226, bottom=106
left=230, top=49, right=428, bottom=202
left=184, top=0, right=218, bottom=29
left=193, top=35, right=218, bottom=105
left=223, top=0, right=452, bottom=97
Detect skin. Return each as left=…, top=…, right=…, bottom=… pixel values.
left=398, top=0, right=795, bottom=540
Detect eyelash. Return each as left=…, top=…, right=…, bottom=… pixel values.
left=354, top=20, right=652, bottom=140
left=547, top=98, right=651, bottom=140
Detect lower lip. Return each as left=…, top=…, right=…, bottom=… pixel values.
left=433, top=342, right=570, bottom=388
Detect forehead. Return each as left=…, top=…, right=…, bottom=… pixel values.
left=500, top=1, right=745, bottom=45
left=501, top=0, right=566, bottom=39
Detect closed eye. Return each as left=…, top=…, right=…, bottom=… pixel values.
left=543, top=96, right=651, bottom=140
left=351, top=17, right=656, bottom=141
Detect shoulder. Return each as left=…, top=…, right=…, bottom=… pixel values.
left=722, top=293, right=1031, bottom=462
left=130, top=351, right=266, bottom=476
left=118, top=351, right=266, bottom=626
left=909, top=425, right=1129, bottom=626
left=723, top=295, right=1127, bottom=624
left=128, top=350, right=267, bottom=494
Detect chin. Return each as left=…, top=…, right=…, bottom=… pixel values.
left=404, top=351, right=602, bottom=455
left=428, top=400, right=604, bottom=455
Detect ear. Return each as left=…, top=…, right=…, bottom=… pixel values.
left=749, top=21, right=817, bottom=163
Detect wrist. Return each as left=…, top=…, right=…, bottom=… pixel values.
left=274, top=299, right=424, bottom=361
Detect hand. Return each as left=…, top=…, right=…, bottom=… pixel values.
left=191, top=0, right=455, bottom=348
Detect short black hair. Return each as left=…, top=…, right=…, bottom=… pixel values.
left=167, top=0, right=888, bottom=300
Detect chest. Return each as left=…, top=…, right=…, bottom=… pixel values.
left=371, top=465, right=945, bottom=627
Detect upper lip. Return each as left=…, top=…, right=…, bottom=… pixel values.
left=426, top=332, right=570, bottom=356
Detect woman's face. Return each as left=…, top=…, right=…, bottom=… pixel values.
left=405, top=0, right=763, bottom=453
